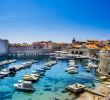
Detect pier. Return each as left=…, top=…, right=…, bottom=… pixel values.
left=85, top=88, right=107, bottom=97
left=0, top=60, right=37, bottom=79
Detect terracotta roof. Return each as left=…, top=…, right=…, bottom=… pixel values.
left=72, top=44, right=81, bottom=48
left=84, top=44, right=99, bottom=49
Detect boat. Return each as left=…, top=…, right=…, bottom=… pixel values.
left=42, top=66, right=51, bottom=70
left=69, top=60, right=78, bottom=68
left=0, top=74, right=4, bottom=79
left=0, top=71, right=9, bottom=77
left=23, top=74, right=39, bottom=82
left=68, top=68, right=78, bottom=74
left=86, top=67, right=91, bottom=72
left=36, top=68, right=45, bottom=72
left=14, top=81, right=35, bottom=92
left=9, top=67, right=16, bottom=74
left=32, top=70, right=44, bottom=76
left=65, top=67, right=75, bottom=72
left=100, top=76, right=107, bottom=81
left=87, top=62, right=98, bottom=69
left=65, top=67, right=78, bottom=74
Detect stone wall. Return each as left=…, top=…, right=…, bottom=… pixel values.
left=0, top=39, right=9, bottom=55
left=98, top=56, right=110, bottom=76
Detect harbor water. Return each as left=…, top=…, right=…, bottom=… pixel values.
left=0, top=56, right=100, bottom=100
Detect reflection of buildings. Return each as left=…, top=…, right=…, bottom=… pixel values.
left=0, top=39, right=9, bottom=56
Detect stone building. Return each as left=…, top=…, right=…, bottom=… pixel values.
left=98, top=55, right=110, bottom=77
left=0, top=39, right=9, bottom=55
left=70, top=43, right=100, bottom=57
left=9, top=43, right=47, bottom=56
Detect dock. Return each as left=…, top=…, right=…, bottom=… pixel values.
left=85, top=88, right=107, bottom=97
left=66, top=83, right=108, bottom=98
left=0, top=60, right=37, bottom=79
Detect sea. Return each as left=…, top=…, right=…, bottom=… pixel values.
left=0, top=56, right=100, bottom=100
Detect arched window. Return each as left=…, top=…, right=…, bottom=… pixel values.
left=75, top=51, right=78, bottom=54
left=79, top=51, right=83, bottom=55
left=71, top=51, right=74, bottom=54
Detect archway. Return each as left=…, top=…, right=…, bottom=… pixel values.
left=75, top=51, right=78, bottom=54
left=79, top=51, right=83, bottom=55
left=71, top=51, right=74, bottom=54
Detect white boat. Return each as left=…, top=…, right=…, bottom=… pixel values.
left=65, top=67, right=78, bottom=74
left=87, top=62, right=98, bottom=69
left=69, top=60, right=78, bottom=68
left=14, top=81, right=35, bottom=92
left=42, top=66, right=51, bottom=70
left=68, top=68, right=78, bottom=74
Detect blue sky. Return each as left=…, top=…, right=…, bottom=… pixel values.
left=0, top=0, right=110, bottom=43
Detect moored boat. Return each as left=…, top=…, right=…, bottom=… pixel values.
left=14, top=81, right=35, bottom=92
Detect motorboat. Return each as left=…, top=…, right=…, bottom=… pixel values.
left=68, top=68, right=78, bottom=74
left=87, top=62, right=98, bottom=69
left=42, top=66, right=51, bottom=70
left=23, top=74, right=39, bottom=82
left=0, top=71, right=9, bottom=77
left=69, top=60, right=78, bottom=68
left=14, top=81, right=35, bottom=92
left=65, top=67, right=75, bottom=72
left=65, top=67, right=78, bottom=74
left=32, top=70, right=44, bottom=76
left=44, top=61, right=57, bottom=67
left=9, top=67, right=16, bottom=74
left=36, top=68, right=45, bottom=72
left=86, top=67, right=91, bottom=72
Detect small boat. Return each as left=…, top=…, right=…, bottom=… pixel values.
left=9, top=67, right=16, bottom=74
left=0, top=74, right=4, bottom=79
left=36, top=68, right=45, bottom=72
left=68, top=68, right=78, bottom=74
left=65, top=67, right=75, bottom=72
left=42, top=66, right=51, bottom=70
left=32, top=70, right=44, bottom=76
left=0, top=71, right=9, bottom=77
left=65, top=67, right=78, bottom=74
left=14, top=81, right=35, bottom=92
left=23, top=74, right=39, bottom=82
left=100, top=76, right=107, bottom=81
left=86, top=68, right=91, bottom=72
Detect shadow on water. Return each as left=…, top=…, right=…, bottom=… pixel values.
left=0, top=91, right=13, bottom=100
